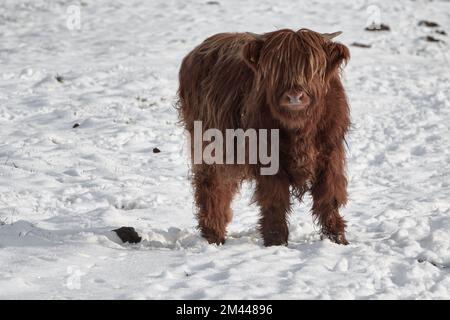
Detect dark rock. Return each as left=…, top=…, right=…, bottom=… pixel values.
left=56, top=75, right=64, bottom=83
left=206, top=1, right=220, bottom=5
left=365, top=23, right=390, bottom=32
left=72, top=123, right=80, bottom=128
left=113, top=226, right=142, bottom=244
left=153, top=147, right=161, bottom=153
left=435, top=30, right=447, bottom=36
left=422, top=35, right=444, bottom=43
left=351, top=42, right=372, bottom=48
left=418, top=20, right=439, bottom=27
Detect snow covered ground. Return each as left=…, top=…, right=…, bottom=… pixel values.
left=0, top=0, right=449, bottom=299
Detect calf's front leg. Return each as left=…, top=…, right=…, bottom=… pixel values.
left=311, top=144, right=349, bottom=245
left=253, top=174, right=291, bottom=246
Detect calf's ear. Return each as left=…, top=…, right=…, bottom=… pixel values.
left=325, top=42, right=350, bottom=76
left=242, top=39, right=264, bottom=73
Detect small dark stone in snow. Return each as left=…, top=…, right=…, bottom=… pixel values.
left=56, top=75, right=64, bottom=83
left=206, top=1, right=220, bottom=5
left=351, top=42, right=372, bottom=48
left=113, top=226, right=142, bottom=244
left=153, top=147, right=161, bottom=153
left=365, top=23, right=390, bottom=32
left=435, top=30, right=447, bottom=36
left=72, top=123, right=80, bottom=128
left=418, top=20, right=440, bottom=27
left=423, top=35, right=444, bottom=43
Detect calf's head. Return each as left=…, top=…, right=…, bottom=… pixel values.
left=242, top=28, right=349, bottom=128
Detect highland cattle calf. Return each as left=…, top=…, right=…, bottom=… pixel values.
left=177, top=28, right=350, bottom=246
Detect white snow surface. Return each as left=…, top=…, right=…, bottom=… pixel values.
left=1, top=0, right=450, bottom=299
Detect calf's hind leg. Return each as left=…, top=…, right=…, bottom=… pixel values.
left=193, top=165, right=238, bottom=245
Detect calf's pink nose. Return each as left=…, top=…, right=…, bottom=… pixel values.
left=287, top=92, right=303, bottom=104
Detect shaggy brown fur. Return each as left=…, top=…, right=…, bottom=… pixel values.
left=177, top=28, right=350, bottom=246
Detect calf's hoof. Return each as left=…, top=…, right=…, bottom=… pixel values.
left=263, top=231, right=288, bottom=247
left=200, top=227, right=225, bottom=245
left=321, top=231, right=349, bottom=245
